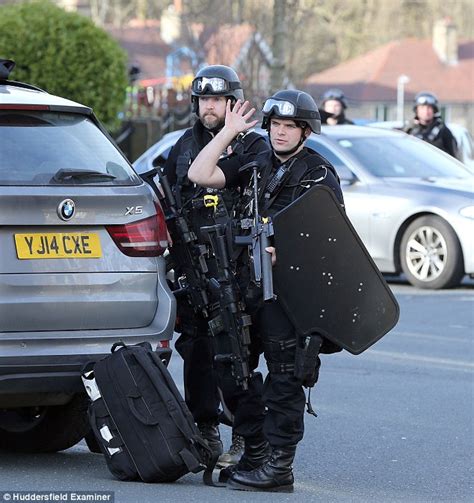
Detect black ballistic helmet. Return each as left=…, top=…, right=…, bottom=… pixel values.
left=191, top=65, right=244, bottom=113
left=414, top=91, right=439, bottom=113
left=320, top=88, right=348, bottom=109
left=261, top=89, right=321, bottom=134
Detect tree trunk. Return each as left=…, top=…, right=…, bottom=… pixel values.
left=270, top=0, right=287, bottom=94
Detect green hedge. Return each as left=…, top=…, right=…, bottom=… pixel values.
left=0, top=1, right=127, bottom=129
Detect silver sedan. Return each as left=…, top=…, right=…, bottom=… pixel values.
left=306, top=126, right=474, bottom=289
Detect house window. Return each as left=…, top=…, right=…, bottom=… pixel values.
left=439, top=106, right=449, bottom=121
left=375, top=105, right=389, bottom=121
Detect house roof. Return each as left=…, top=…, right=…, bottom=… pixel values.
left=106, top=19, right=169, bottom=80
left=106, top=20, right=273, bottom=84
left=304, top=38, right=474, bottom=104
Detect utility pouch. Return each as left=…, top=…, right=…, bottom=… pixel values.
left=294, top=334, right=323, bottom=387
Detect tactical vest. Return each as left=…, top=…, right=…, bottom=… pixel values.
left=173, top=129, right=265, bottom=243
left=235, top=148, right=339, bottom=306
left=239, top=148, right=339, bottom=219
left=409, top=117, right=443, bottom=142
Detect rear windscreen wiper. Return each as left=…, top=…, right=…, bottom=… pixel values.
left=52, top=169, right=116, bottom=183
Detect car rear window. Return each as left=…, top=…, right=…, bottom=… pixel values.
left=0, top=111, right=140, bottom=186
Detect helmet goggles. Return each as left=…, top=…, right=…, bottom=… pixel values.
left=262, top=98, right=296, bottom=117
left=192, top=76, right=239, bottom=95
left=416, top=95, right=437, bottom=107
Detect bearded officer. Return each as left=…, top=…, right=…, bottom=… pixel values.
left=162, top=65, right=267, bottom=462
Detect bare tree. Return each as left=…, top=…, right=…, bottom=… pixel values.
left=270, top=0, right=287, bottom=92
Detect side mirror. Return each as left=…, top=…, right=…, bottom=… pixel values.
left=152, top=155, right=167, bottom=168
left=139, top=167, right=158, bottom=186
left=336, top=165, right=358, bottom=185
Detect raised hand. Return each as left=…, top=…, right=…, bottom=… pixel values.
left=224, top=99, right=258, bottom=136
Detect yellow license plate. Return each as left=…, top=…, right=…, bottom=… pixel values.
left=15, top=232, right=102, bottom=259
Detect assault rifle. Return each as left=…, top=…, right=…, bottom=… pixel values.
left=140, top=167, right=210, bottom=317
left=201, top=197, right=252, bottom=390
left=235, top=161, right=275, bottom=302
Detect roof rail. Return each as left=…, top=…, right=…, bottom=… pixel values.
left=0, top=79, right=45, bottom=92
left=0, top=59, right=15, bottom=79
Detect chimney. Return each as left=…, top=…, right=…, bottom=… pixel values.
left=160, top=3, right=183, bottom=45
left=433, top=18, right=458, bottom=65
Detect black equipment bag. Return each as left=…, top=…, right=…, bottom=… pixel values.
left=81, top=342, right=211, bottom=483
left=273, top=185, right=399, bottom=355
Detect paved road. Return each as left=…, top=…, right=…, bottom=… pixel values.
left=1, top=279, right=472, bottom=503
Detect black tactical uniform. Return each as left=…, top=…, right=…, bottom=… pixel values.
left=219, top=147, right=343, bottom=439
left=163, top=121, right=266, bottom=423
left=320, top=88, right=354, bottom=125
left=404, top=92, right=457, bottom=158
left=215, top=90, right=344, bottom=492
left=162, top=65, right=267, bottom=457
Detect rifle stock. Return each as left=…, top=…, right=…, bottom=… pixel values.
left=155, top=171, right=210, bottom=316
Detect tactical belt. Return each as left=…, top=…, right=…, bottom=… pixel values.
left=264, top=339, right=297, bottom=374
left=263, top=339, right=297, bottom=352
left=266, top=362, right=295, bottom=374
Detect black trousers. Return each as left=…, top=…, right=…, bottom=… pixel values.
left=175, top=298, right=312, bottom=447
left=176, top=296, right=266, bottom=435
left=256, top=300, right=311, bottom=447
left=216, top=325, right=266, bottom=440
left=174, top=308, right=220, bottom=425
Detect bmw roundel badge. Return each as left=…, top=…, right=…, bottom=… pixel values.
left=58, top=199, right=76, bottom=221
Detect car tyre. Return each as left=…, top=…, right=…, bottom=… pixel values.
left=400, top=215, right=464, bottom=289
left=0, top=394, right=90, bottom=453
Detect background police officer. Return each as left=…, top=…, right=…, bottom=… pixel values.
left=320, top=88, right=354, bottom=125
left=404, top=91, right=457, bottom=158
left=162, top=65, right=267, bottom=463
left=188, top=90, right=344, bottom=492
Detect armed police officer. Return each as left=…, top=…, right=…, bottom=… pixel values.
left=404, top=91, right=457, bottom=158
left=320, top=88, right=354, bottom=125
left=162, top=65, right=267, bottom=464
left=188, top=90, right=344, bottom=492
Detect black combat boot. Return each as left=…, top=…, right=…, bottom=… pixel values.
left=198, top=421, right=223, bottom=459
left=218, top=436, right=270, bottom=483
left=228, top=444, right=297, bottom=492
left=217, top=431, right=245, bottom=468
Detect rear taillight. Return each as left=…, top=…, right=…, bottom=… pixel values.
left=157, top=340, right=170, bottom=348
left=0, top=104, right=50, bottom=110
left=106, top=203, right=168, bottom=257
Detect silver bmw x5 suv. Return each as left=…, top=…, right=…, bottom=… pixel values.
left=0, top=60, right=175, bottom=453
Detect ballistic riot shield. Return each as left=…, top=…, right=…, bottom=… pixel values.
left=272, top=185, right=399, bottom=355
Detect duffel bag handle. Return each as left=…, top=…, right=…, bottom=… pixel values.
left=89, top=406, right=124, bottom=450
left=126, top=396, right=160, bottom=426
left=111, top=341, right=153, bottom=353
left=81, top=360, right=96, bottom=375
left=111, top=341, right=127, bottom=353
left=131, top=351, right=195, bottom=438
